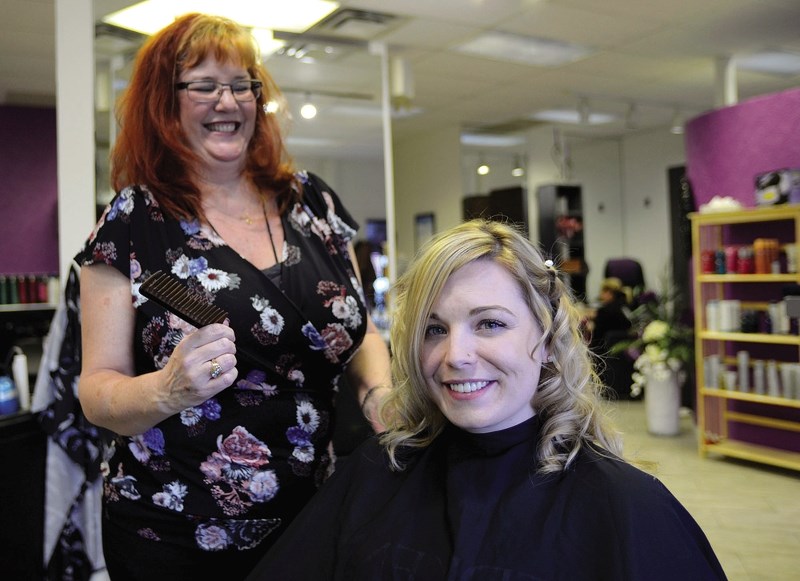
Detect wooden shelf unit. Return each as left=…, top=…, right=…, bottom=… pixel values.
left=690, top=204, right=800, bottom=472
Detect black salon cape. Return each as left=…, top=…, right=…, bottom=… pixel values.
left=247, top=416, right=726, bottom=580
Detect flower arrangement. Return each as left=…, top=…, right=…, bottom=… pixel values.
left=611, top=283, right=694, bottom=397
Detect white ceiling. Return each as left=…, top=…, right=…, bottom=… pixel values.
left=3, top=0, right=800, bottom=159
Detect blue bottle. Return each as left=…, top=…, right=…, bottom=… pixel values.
left=0, top=376, right=19, bottom=416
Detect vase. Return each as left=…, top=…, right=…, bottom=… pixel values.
left=644, top=369, right=681, bottom=436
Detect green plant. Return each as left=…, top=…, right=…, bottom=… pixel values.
left=610, top=278, right=694, bottom=397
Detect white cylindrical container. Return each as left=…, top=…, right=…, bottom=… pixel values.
left=704, top=354, right=721, bottom=389
left=719, top=300, right=734, bottom=332
left=786, top=243, right=797, bottom=274
left=11, top=351, right=29, bottom=411
left=780, top=363, right=794, bottom=399
left=792, top=364, right=800, bottom=400
left=753, top=360, right=766, bottom=395
left=47, top=275, right=60, bottom=305
left=706, top=301, right=720, bottom=332
left=767, top=360, right=780, bottom=397
left=736, top=351, right=749, bottom=392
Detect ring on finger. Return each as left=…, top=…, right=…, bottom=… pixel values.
left=209, top=358, right=222, bottom=380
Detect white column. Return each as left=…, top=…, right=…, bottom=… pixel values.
left=55, top=0, right=96, bottom=280
left=370, top=41, right=397, bottom=284
left=714, top=56, right=738, bottom=108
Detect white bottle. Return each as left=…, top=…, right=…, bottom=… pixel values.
left=11, top=350, right=29, bottom=411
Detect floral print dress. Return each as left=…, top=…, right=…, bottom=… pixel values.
left=77, top=171, right=368, bottom=553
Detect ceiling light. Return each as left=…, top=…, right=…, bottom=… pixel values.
left=460, top=134, right=526, bottom=148
left=476, top=157, right=490, bottom=176
left=530, top=109, right=616, bottom=125
left=670, top=109, right=685, bottom=135
left=101, top=0, right=339, bottom=36
left=250, top=28, right=286, bottom=56
left=511, top=155, right=525, bottom=178
left=737, top=50, right=800, bottom=76
left=454, top=31, right=592, bottom=67
left=390, top=57, right=415, bottom=111
left=300, top=95, right=317, bottom=119
left=264, top=100, right=280, bottom=114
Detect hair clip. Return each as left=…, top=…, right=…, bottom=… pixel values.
left=544, top=259, right=555, bottom=269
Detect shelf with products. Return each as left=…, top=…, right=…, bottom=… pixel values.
left=691, top=204, right=800, bottom=472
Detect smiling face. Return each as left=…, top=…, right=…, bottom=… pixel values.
left=177, top=57, right=257, bottom=170
left=421, top=258, right=547, bottom=433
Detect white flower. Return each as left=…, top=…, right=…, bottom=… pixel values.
left=644, top=343, right=667, bottom=362
left=642, top=320, right=670, bottom=343
left=247, top=470, right=279, bottom=503
left=288, top=369, right=305, bottom=385
left=180, top=407, right=203, bottom=426
left=251, top=295, right=270, bottom=311
left=260, top=307, right=285, bottom=334
left=171, top=255, right=194, bottom=279
left=197, top=269, right=233, bottom=292
left=292, top=444, right=315, bottom=463
left=296, top=400, right=321, bottom=433
left=330, top=296, right=363, bottom=328
left=152, top=480, right=187, bottom=512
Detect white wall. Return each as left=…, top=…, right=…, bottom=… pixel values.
left=619, top=129, right=686, bottom=292
left=393, top=126, right=463, bottom=273
left=570, top=138, right=625, bottom=299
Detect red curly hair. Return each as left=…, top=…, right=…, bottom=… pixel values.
left=110, top=12, right=298, bottom=220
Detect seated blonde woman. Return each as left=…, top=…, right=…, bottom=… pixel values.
left=247, top=219, right=726, bottom=580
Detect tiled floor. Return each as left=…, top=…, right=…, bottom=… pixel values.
left=609, top=400, right=800, bottom=581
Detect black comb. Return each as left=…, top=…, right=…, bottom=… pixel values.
left=139, top=270, right=280, bottom=375
left=139, top=270, right=228, bottom=328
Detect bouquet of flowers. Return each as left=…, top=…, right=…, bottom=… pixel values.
left=611, top=283, right=693, bottom=397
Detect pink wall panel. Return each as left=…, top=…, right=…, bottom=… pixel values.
left=685, top=87, right=800, bottom=208
left=0, top=106, right=58, bottom=276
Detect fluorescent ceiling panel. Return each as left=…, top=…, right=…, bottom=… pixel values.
left=737, top=50, right=800, bottom=76
left=454, top=31, right=593, bottom=67
left=102, top=0, right=338, bottom=36
left=530, top=109, right=616, bottom=125
left=460, top=133, right=526, bottom=147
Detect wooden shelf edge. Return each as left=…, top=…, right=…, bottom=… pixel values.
left=699, top=330, right=800, bottom=345
left=689, top=205, right=800, bottom=225
left=701, top=387, right=800, bottom=409
left=698, top=274, right=799, bottom=283
left=0, top=303, right=57, bottom=313
left=701, top=439, right=800, bottom=472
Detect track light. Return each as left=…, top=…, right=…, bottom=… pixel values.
left=300, top=93, right=317, bottom=119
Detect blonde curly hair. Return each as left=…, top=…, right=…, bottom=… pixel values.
left=379, top=219, right=622, bottom=473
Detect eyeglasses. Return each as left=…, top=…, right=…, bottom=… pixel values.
left=175, top=79, right=263, bottom=103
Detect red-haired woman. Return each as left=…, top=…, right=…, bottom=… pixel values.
left=77, top=13, right=390, bottom=579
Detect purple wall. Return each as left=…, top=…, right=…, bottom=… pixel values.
left=685, top=87, right=800, bottom=208
left=0, top=106, right=59, bottom=276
